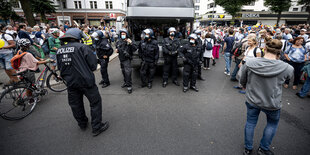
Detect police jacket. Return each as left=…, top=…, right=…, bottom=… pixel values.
left=116, top=39, right=137, bottom=62
left=96, top=38, right=113, bottom=59
left=56, top=42, right=98, bottom=88
left=178, top=43, right=203, bottom=67
left=162, top=37, right=180, bottom=58
left=138, top=39, right=159, bottom=63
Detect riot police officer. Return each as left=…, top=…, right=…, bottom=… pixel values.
left=139, top=29, right=159, bottom=89
left=162, top=27, right=181, bottom=87
left=194, top=29, right=205, bottom=81
left=116, top=28, right=137, bottom=94
left=57, top=28, right=109, bottom=136
left=96, top=31, right=113, bottom=88
left=178, top=34, right=202, bottom=93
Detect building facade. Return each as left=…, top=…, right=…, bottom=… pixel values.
left=12, top=0, right=127, bottom=26
left=193, top=0, right=308, bottom=26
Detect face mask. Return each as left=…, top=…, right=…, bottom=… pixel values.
left=121, top=35, right=126, bottom=39
left=170, top=32, right=175, bottom=36
left=198, top=35, right=201, bottom=38
left=190, top=40, right=195, bottom=44
left=145, top=35, right=150, bottom=39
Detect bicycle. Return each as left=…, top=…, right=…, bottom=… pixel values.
left=0, top=63, right=67, bottom=120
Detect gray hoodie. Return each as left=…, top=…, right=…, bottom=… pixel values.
left=240, top=58, right=294, bottom=110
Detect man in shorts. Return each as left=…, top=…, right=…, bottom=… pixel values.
left=0, top=24, right=18, bottom=84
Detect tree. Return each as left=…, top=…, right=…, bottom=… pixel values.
left=31, top=0, right=56, bottom=23
left=264, top=0, right=291, bottom=27
left=19, top=0, right=36, bottom=27
left=298, top=0, right=310, bottom=24
left=215, top=0, right=256, bottom=25
left=0, top=0, right=21, bottom=24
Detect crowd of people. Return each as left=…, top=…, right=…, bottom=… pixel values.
left=0, top=21, right=309, bottom=153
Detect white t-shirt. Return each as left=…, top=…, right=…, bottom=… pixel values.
left=244, top=47, right=262, bottom=60
left=203, top=38, right=214, bottom=58
left=280, top=39, right=288, bottom=52
left=0, top=34, right=14, bottom=54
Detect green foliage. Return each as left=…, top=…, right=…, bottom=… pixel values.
left=214, top=0, right=256, bottom=17
left=264, top=0, right=291, bottom=13
left=0, top=0, right=21, bottom=23
left=31, top=0, right=56, bottom=23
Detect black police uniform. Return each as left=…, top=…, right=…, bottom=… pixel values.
left=116, top=39, right=137, bottom=89
left=179, top=43, right=202, bottom=90
left=56, top=41, right=105, bottom=132
left=138, top=39, right=159, bottom=88
left=96, top=38, right=113, bottom=86
left=162, top=37, right=180, bottom=85
left=196, top=38, right=204, bottom=80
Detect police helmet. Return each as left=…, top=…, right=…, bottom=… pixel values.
left=194, top=29, right=202, bottom=35
left=167, top=27, right=176, bottom=34
left=60, top=28, right=82, bottom=40
left=91, top=30, right=104, bottom=39
left=119, top=28, right=129, bottom=38
left=17, top=38, right=31, bottom=48
left=143, top=28, right=154, bottom=38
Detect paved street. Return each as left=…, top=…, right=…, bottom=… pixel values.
left=0, top=56, right=309, bottom=155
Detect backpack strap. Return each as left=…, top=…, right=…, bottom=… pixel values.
left=253, top=47, right=258, bottom=57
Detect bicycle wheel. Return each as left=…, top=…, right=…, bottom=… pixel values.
left=0, top=85, right=37, bottom=120
left=46, top=70, right=67, bottom=92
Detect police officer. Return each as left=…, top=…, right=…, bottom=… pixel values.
left=178, top=34, right=201, bottom=93
left=139, top=29, right=159, bottom=89
left=57, top=28, right=109, bottom=136
left=116, top=28, right=137, bottom=94
left=162, top=27, right=180, bottom=87
left=96, top=31, right=113, bottom=88
left=194, top=29, right=205, bottom=81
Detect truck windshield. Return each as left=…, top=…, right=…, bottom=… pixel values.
left=129, top=0, right=193, bottom=7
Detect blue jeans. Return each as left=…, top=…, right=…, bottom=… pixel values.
left=244, top=102, right=281, bottom=151
left=0, top=53, right=13, bottom=70
left=224, top=52, right=231, bottom=73
left=299, top=77, right=310, bottom=97
left=231, top=58, right=241, bottom=80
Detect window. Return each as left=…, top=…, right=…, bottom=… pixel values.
left=11, top=1, right=20, bottom=8
left=195, top=5, right=200, bottom=10
left=246, top=1, right=255, bottom=6
left=292, top=8, right=298, bottom=11
left=74, top=1, right=82, bottom=9
left=196, top=0, right=200, bottom=3
left=90, top=1, right=97, bottom=9
left=105, top=1, right=113, bottom=9
left=62, top=1, right=67, bottom=9
left=207, top=3, right=216, bottom=9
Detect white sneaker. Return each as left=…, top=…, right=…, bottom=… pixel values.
left=227, top=73, right=230, bottom=76
left=207, top=68, right=211, bottom=70
left=224, top=71, right=228, bottom=75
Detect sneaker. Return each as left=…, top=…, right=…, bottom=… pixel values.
left=239, top=90, right=246, bottom=94
left=227, top=73, right=230, bottom=76
left=172, top=80, right=180, bottom=86
left=162, top=81, right=168, bottom=88
left=102, top=83, right=110, bottom=88
left=203, top=67, right=207, bottom=70
left=127, top=87, right=132, bottom=94
left=257, top=147, right=274, bottom=155
left=92, top=121, right=109, bottom=137
left=243, top=148, right=253, bottom=155
left=147, top=83, right=152, bottom=89
left=224, top=71, right=228, bottom=75
left=233, top=86, right=242, bottom=89
left=190, top=86, right=199, bottom=92
left=99, top=80, right=104, bottom=85
left=207, top=68, right=211, bottom=70
left=183, top=87, right=189, bottom=93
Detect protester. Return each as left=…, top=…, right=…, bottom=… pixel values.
left=284, top=37, right=308, bottom=90
left=48, top=29, right=61, bottom=71
left=296, top=63, right=310, bottom=98
left=202, top=33, right=214, bottom=70
left=240, top=39, right=294, bottom=155
left=222, top=29, right=235, bottom=76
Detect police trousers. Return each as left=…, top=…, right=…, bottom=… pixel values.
left=121, top=59, right=132, bottom=87
left=183, top=64, right=198, bottom=87
left=99, top=58, right=110, bottom=84
left=163, top=56, right=178, bottom=82
left=140, top=61, right=156, bottom=85
left=67, top=85, right=103, bottom=131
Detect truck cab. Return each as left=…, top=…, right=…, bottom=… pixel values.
left=126, top=0, right=195, bottom=68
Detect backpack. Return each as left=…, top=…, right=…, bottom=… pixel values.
left=205, top=39, right=213, bottom=50
left=10, top=50, right=27, bottom=70
left=42, top=34, right=52, bottom=55
left=232, top=40, right=247, bottom=57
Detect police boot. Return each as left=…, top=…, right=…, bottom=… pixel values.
left=121, top=83, right=127, bottom=88
left=183, top=87, right=189, bottom=93
left=99, top=80, right=104, bottom=85
left=190, top=86, right=199, bottom=92
left=197, top=76, right=205, bottom=81
left=147, top=83, right=152, bottom=89
left=127, top=87, right=132, bottom=94
left=162, top=81, right=168, bottom=88
left=102, top=83, right=110, bottom=88
left=172, top=80, right=180, bottom=86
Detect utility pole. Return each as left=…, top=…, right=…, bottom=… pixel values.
left=84, top=0, right=88, bottom=25
left=211, top=2, right=215, bottom=26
